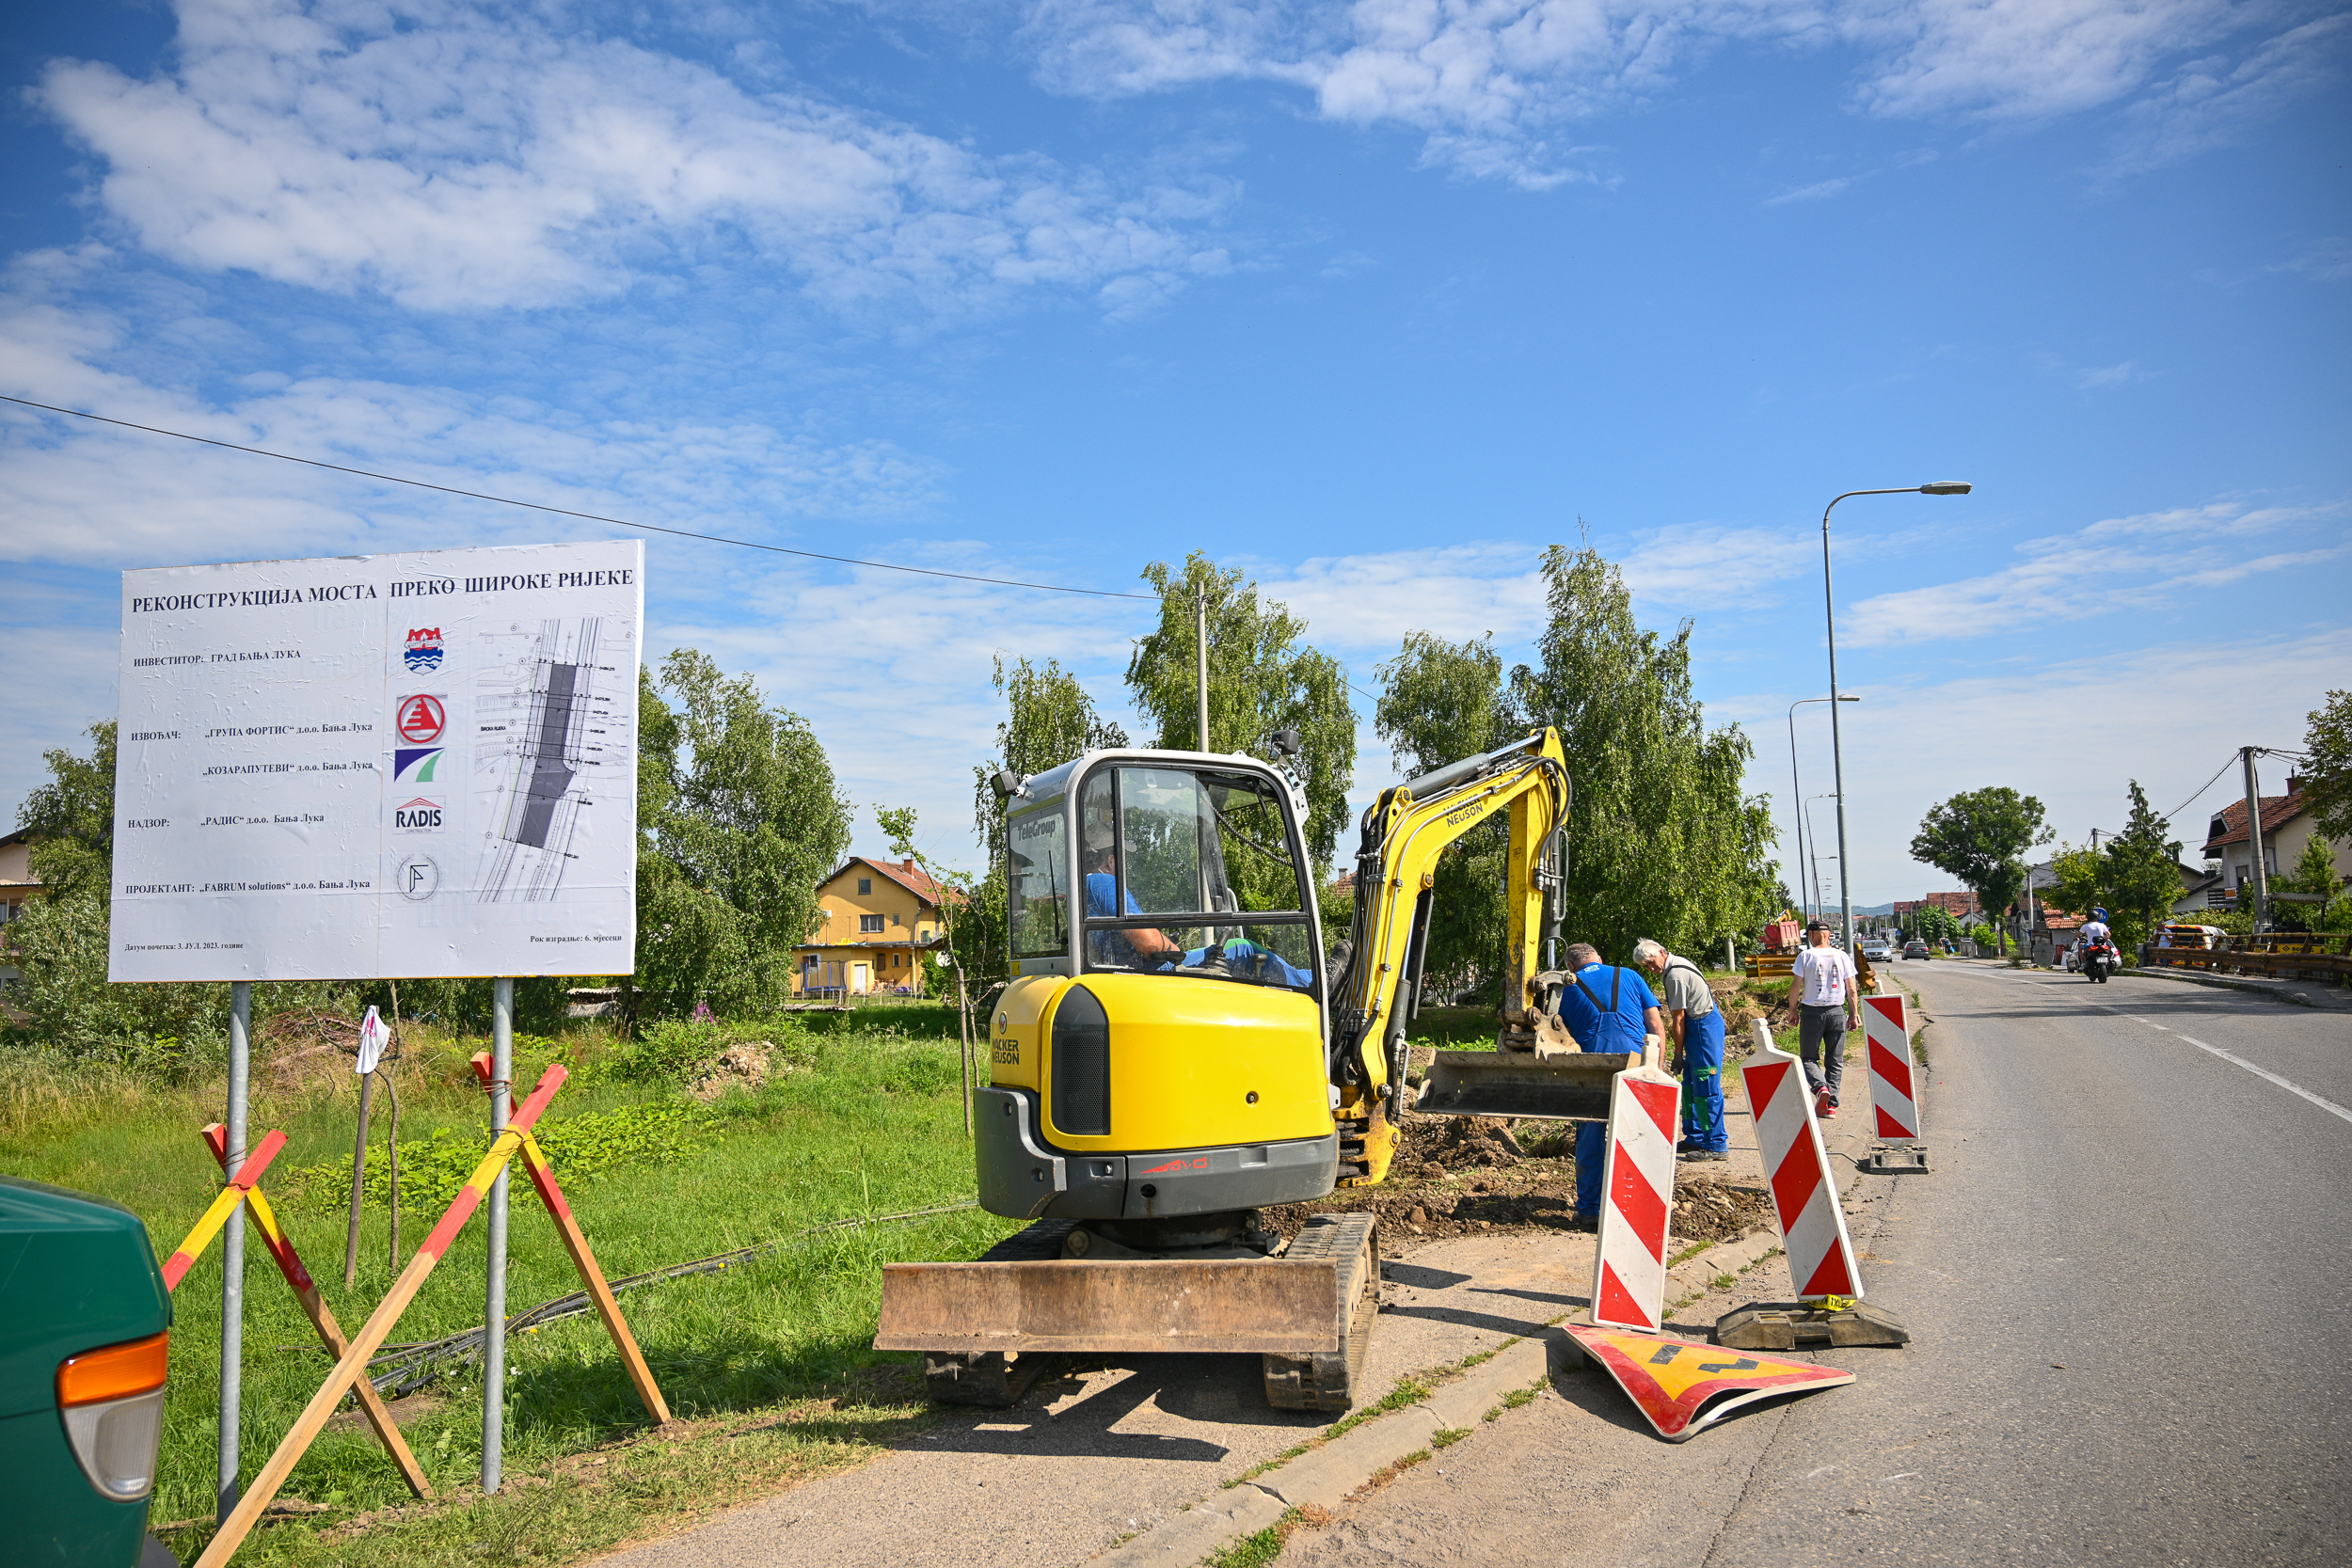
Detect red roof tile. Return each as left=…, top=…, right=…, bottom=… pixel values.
left=2202, top=789, right=2306, bottom=853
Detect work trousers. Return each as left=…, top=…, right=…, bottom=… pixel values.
left=1575, top=1120, right=1606, bottom=1220
left=1678, top=1008, right=1727, bottom=1151
left=1797, top=1002, right=1847, bottom=1103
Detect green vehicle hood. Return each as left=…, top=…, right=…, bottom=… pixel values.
left=0, top=1176, right=172, bottom=1421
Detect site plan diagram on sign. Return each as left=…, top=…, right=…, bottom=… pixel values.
left=472, top=618, right=623, bottom=903
left=111, top=540, right=642, bottom=982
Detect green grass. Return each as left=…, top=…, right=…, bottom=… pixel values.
left=0, top=1005, right=1013, bottom=1563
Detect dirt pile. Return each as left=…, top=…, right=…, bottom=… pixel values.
left=686, top=1040, right=777, bottom=1101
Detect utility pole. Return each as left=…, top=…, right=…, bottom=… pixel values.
left=2241, top=746, right=2272, bottom=930
left=1196, top=590, right=1210, bottom=753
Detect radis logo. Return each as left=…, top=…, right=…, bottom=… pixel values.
left=394, top=693, right=446, bottom=744
left=403, top=627, right=444, bottom=673
left=393, top=797, right=444, bottom=832
left=394, top=748, right=444, bottom=784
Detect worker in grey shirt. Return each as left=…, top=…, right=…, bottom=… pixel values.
left=1635, top=940, right=1727, bottom=1159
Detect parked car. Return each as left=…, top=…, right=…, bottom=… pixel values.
left=0, top=1175, right=176, bottom=1568
left=1902, top=940, right=1931, bottom=959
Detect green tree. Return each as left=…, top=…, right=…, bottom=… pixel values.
left=1127, top=553, right=1356, bottom=867
left=18, top=720, right=117, bottom=898
left=964, top=655, right=1128, bottom=980
left=2277, top=832, right=2345, bottom=934
left=1374, top=632, right=1521, bottom=1000
left=2301, top=690, right=2352, bottom=847
left=629, top=650, right=851, bottom=1019
left=1910, top=787, right=2051, bottom=956
left=2103, top=781, right=2185, bottom=945
left=1509, top=543, right=1781, bottom=965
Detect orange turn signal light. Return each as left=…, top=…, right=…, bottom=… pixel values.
left=57, top=1332, right=169, bottom=1407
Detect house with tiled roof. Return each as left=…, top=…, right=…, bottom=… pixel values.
left=2201, top=777, right=2348, bottom=901
left=793, top=856, right=961, bottom=996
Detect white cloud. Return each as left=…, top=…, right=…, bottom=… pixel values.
left=1840, top=499, right=2349, bottom=646
left=1722, top=625, right=2352, bottom=903
left=2096, top=10, right=2349, bottom=176
left=38, top=0, right=1234, bottom=316
left=1245, top=542, right=1549, bottom=655
left=2073, top=358, right=2146, bottom=388
left=1020, top=1, right=2340, bottom=184
left=1765, top=176, right=1852, bottom=203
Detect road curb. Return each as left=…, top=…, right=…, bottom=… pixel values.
left=1081, top=1334, right=1561, bottom=1567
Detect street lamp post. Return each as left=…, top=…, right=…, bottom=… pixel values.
left=1788, top=695, right=1859, bottom=916
left=1805, top=794, right=1841, bottom=927
left=1820, top=482, right=1972, bottom=969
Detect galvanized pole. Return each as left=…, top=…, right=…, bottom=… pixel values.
left=1787, top=702, right=1810, bottom=915
left=1195, top=589, right=1210, bottom=752
left=218, top=980, right=251, bottom=1525
left=2241, top=747, right=2272, bottom=931
left=483, top=977, right=513, bottom=1493
left=1820, top=484, right=1970, bottom=966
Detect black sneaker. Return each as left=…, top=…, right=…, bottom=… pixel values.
left=1683, top=1148, right=1728, bottom=1163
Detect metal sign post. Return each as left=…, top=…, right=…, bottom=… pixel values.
left=484, top=977, right=513, bottom=1493
left=219, top=980, right=251, bottom=1524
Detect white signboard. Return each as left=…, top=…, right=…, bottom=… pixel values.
left=109, top=542, right=643, bottom=981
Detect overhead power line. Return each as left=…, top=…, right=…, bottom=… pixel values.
left=0, top=393, right=1154, bottom=600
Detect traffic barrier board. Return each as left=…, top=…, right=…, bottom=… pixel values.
left=1589, top=1063, right=1681, bottom=1333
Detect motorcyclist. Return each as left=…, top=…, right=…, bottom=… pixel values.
left=2081, top=909, right=2114, bottom=950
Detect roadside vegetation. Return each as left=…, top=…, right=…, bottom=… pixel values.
left=1, top=999, right=1011, bottom=1566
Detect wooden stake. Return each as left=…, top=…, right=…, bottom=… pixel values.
left=192, top=1065, right=567, bottom=1568
left=161, top=1132, right=287, bottom=1292
left=201, top=1126, right=432, bottom=1499
left=342, top=1068, right=375, bottom=1290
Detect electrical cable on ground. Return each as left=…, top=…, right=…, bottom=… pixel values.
left=0, top=393, right=1152, bottom=600
left=336, top=1200, right=979, bottom=1400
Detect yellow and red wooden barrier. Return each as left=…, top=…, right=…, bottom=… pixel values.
left=161, top=1131, right=287, bottom=1291
left=194, top=1060, right=670, bottom=1567
left=198, top=1125, right=434, bottom=1498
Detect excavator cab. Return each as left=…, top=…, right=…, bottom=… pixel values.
left=981, top=752, right=1338, bottom=1227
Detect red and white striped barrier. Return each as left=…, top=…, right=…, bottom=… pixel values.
left=1862, top=994, right=1920, bottom=1143
left=1739, top=1022, right=1862, bottom=1301
left=1590, top=1063, right=1682, bottom=1332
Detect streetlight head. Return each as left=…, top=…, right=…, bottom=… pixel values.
left=1920, top=481, right=1972, bottom=496
left=1836, top=694, right=1860, bottom=702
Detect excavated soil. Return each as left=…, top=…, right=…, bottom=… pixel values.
left=1263, top=1114, right=1772, bottom=1259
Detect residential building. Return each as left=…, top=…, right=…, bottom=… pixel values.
left=794, top=856, right=957, bottom=996
left=0, top=828, right=41, bottom=988
left=2202, top=777, right=2349, bottom=898
left=1893, top=891, right=1982, bottom=924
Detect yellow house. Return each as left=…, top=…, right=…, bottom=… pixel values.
left=795, top=857, right=955, bottom=996
left=0, top=828, right=42, bottom=989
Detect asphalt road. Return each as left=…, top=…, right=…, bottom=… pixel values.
left=1281, top=962, right=2352, bottom=1567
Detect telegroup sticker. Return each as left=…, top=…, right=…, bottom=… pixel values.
left=392, top=797, right=444, bottom=832
left=403, top=627, right=444, bottom=672
left=393, top=746, right=444, bottom=783
left=394, top=693, right=446, bottom=744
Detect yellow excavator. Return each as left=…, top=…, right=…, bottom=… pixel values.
left=874, top=728, right=1635, bottom=1409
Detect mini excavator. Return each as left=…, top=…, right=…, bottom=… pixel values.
left=874, top=729, right=1636, bottom=1410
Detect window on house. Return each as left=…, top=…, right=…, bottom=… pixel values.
left=859, top=878, right=872, bottom=895
left=860, top=913, right=885, bottom=933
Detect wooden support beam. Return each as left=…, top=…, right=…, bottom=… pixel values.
left=201, top=1125, right=433, bottom=1499
left=161, top=1131, right=287, bottom=1291
left=469, top=1053, right=671, bottom=1424
left=192, top=1065, right=567, bottom=1568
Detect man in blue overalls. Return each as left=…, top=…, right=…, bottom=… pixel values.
left=1550, top=942, right=1666, bottom=1224
left=1637, top=939, right=1727, bottom=1161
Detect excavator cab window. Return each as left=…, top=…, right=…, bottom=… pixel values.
left=1075, top=764, right=1318, bottom=993
left=1007, top=800, right=1071, bottom=961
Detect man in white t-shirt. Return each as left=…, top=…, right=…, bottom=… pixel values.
left=1790, top=920, right=1859, bottom=1117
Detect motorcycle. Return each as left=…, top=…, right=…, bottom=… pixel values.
left=2081, top=941, right=2119, bottom=983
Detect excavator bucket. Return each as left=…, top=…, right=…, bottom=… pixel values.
left=1413, top=1050, right=1639, bottom=1121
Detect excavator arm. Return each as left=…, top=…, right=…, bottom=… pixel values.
left=1326, top=730, right=1574, bottom=1183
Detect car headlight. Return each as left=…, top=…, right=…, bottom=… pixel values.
left=57, top=1331, right=169, bottom=1501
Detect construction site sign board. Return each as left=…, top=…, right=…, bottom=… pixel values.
left=109, top=541, right=643, bottom=981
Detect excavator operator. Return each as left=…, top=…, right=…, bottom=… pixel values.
left=1083, top=822, right=1187, bottom=965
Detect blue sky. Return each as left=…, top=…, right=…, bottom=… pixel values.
left=3, top=0, right=2346, bottom=906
